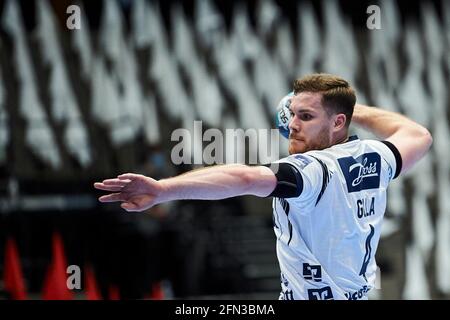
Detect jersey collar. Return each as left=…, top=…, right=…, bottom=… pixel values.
left=347, top=135, right=359, bottom=142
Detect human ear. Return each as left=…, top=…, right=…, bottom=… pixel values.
left=333, top=114, right=347, bottom=131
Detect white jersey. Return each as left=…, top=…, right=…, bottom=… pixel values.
left=271, top=135, right=401, bottom=300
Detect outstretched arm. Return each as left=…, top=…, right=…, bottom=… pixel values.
left=94, top=164, right=277, bottom=212
left=352, top=104, right=433, bottom=174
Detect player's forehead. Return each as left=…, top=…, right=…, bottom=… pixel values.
left=291, top=92, right=323, bottom=113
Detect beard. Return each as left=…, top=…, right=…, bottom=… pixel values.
left=288, top=129, right=332, bottom=154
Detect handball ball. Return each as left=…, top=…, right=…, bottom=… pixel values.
left=275, top=92, right=294, bottom=139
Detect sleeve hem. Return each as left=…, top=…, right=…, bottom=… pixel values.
left=380, top=141, right=402, bottom=179
left=262, top=163, right=303, bottom=198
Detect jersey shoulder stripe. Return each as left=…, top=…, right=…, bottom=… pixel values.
left=310, top=156, right=331, bottom=206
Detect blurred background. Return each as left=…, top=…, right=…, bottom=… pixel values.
left=0, top=0, right=449, bottom=300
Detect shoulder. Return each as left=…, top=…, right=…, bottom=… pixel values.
left=279, top=153, right=331, bottom=203
left=279, top=153, right=316, bottom=170
left=360, top=139, right=402, bottom=180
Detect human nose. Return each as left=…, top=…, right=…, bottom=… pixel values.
left=288, top=115, right=300, bottom=133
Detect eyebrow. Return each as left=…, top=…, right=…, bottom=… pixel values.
left=291, top=106, right=316, bottom=113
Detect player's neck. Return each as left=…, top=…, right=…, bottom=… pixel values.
left=333, top=133, right=349, bottom=146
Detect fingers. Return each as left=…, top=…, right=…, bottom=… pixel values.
left=121, top=195, right=155, bottom=212
left=95, top=174, right=154, bottom=211
left=121, top=202, right=139, bottom=211
left=102, top=178, right=130, bottom=186
left=118, top=173, right=142, bottom=180
left=98, top=193, right=125, bottom=203
left=94, top=177, right=132, bottom=191
left=94, top=183, right=123, bottom=192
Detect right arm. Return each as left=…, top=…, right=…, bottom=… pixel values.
left=351, top=104, right=433, bottom=174
left=94, top=164, right=277, bottom=212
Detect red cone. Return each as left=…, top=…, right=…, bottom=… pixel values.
left=3, top=237, right=27, bottom=300
left=146, top=282, right=164, bottom=300
left=41, top=232, right=74, bottom=300
left=108, top=284, right=120, bottom=300
left=84, top=264, right=102, bottom=300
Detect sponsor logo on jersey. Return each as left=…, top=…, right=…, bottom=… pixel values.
left=280, top=289, right=294, bottom=300
left=345, top=285, right=370, bottom=300
left=281, top=273, right=289, bottom=287
left=307, top=286, right=334, bottom=300
left=302, top=263, right=322, bottom=282
left=291, top=154, right=313, bottom=169
left=338, top=152, right=381, bottom=192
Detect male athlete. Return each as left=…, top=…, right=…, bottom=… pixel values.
left=94, top=74, right=432, bottom=300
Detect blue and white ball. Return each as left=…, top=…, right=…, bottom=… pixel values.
left=275, top=92, right=294, bottom=139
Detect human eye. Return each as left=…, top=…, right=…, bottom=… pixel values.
left=300, top=113, right=313, bottom=121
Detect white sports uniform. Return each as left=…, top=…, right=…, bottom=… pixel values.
left=269, top=135, right=401, bottom=300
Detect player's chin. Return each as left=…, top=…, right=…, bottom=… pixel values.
left=289, top=139, right=307, bottom=154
